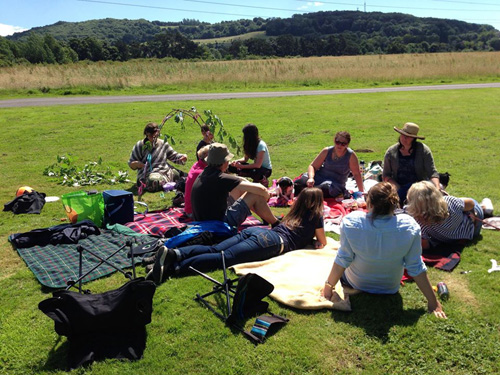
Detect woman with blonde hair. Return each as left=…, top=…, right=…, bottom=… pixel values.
left=323, top=182, right=446, bottom=318
left=148, top=188, right=327, bottom=284
left=406, top=181, right=484, bottom=249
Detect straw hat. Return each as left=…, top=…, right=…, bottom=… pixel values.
left=205, top=143, right=234, bottom=165
left=394, top=122, right=425, bottom=140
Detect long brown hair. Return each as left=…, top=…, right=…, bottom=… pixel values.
left=242, top=123, right=260, bottom=160
left=281, top=187, right=324, bottom=230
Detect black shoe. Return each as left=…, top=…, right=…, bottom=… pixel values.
left=146, top=246, right=176, bottom=285
left=142, top=252, right=157, bottom=266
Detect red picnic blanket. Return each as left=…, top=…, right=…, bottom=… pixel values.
left=124, top=207, right=265, bottom=236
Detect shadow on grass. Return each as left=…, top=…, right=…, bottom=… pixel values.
left=330, top=292, right=423, bottom=342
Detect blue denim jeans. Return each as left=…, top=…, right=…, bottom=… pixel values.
left=472, top=199, right=484, bottom=238
left=174, top=227, right=282, bottom=274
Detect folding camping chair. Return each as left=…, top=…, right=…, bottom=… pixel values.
left=66, top=240, right=138, bottom=293
left=190, top=251, right=289, bottom=344
left=38, top=239, right=156, bottom=369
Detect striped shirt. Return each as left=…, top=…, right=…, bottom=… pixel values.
left=129, top=139, right=184, bottom=182
left=419, top=195, right=474, bottom=245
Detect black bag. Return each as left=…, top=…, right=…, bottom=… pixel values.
left=39, top=278, right=156, bottom=369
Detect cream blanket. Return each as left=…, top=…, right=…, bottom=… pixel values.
left=231, top=237, right=353, bottom=311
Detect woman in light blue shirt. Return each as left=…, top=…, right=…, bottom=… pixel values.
left=229, top=123, right=272, bottom=186
left=323, top=182, right=446, bottom=318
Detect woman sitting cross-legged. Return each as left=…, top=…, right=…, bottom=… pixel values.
left=228, top=123, right=273, bottom=187
left=146, top=187, right=327, bottom=285
left=405, top=181, right=484, bottom=250
left=322, top=182, right=446, bottom=319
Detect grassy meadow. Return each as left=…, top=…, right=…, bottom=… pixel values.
left=193, top=30, right=267, bottom=44
left=0, top=80, right=499, bottom=374
left=0, top=52, right=499, bottom=98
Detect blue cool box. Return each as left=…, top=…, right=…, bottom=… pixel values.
left=103, top=190, right=134, bottom=225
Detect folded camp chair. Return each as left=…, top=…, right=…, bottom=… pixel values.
left=39, top=277, right=156, bottom=369
left=190, top=251, right=289, bottom=344
left=39, top=240, right=156, bottom=369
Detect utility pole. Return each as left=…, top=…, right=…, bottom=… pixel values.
left=364, top=1, right=366, bottom=12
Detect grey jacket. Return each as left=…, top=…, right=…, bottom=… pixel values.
left=383, top=141, right=439, bottom=183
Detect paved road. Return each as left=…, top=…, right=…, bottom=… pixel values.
left=1, top=83, right=499, bottom=108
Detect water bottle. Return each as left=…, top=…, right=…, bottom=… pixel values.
left=437, top=282, right=449, bottom=301
left=360, top=160, right=365, bottom=178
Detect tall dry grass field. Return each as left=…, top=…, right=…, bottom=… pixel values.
left=1, top=52, right=499, bottom=93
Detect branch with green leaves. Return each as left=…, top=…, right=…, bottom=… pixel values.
left=143, top=107, right=241, bottom=155
left=43, top=154, right=130, bottom=186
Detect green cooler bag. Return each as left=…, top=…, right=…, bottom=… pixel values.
left=62, top=191, right=105, bottom=227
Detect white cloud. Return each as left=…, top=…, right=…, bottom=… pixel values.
left=0, top=23, right=28, bottom=37
left=297, top=2, right=324, bottom=11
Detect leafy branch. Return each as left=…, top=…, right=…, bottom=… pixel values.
left=43, top=154, right=130, bottom=186
left=144, top=107, right=241, bottom=154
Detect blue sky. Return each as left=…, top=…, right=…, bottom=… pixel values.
left=1, top=0, right=499, bottom=36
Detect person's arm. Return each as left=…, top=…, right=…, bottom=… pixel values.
left=163, top=141, right=187, bottom=165
left=349, top=152, right=364, bottom=192
left=420, top=143, right=440, bottom=183
left=234, top=150, right=265, bottom=169
left=129, top=160, right=145, bottom=170
left=314, top=227, right=327, bottom=249
left=307, top=148, right=328, bottom=187
left=413, top=271, right=447, bottom=319
left=128, top=142, right=145, bottom=170
left=323, top=262, right=346, bottom=301
left=233, top=179, right=270, bottom=200
left=382, top=147, right=400, bottom=189
left=461, top=198, right=475, bottom=212
left=231, top=154, right=249, bottom=166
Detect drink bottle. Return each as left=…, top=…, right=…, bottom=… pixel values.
left=437, top=282, right=449, bottom=301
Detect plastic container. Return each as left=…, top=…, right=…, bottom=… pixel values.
left=437, top=282, right=449, bottom=301
left=360, top=160, right=366, bottom=178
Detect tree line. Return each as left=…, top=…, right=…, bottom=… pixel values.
left=1, top=11, right=499, bottom=66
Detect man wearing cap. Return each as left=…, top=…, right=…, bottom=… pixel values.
left=383, top=122, right=440, bottom=205
left=191, top=143, right=279, bottom=228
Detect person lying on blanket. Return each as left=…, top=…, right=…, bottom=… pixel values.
left=322, top=182, right=446, bottom=319
left=128, top=122, right=187, bottom=192
left=190, top=142, right=279, bottom=228
left=405, top=181, right=484, bottom=250
left=145, top=188, right=327, bottom=285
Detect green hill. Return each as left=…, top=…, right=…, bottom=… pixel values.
left=7, top=18, right=161, bottom=43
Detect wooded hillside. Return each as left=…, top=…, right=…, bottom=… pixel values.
left=1, top=11, right=499, bottom=66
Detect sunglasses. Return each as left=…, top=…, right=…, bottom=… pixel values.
left=335, top=140, right=348, bottom=146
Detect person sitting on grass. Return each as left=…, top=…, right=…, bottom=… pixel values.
left=128, top=122, right=187, bottom=192
left=383, top=122, right=441, bottom=206
left=405, top=181, right=484, bottom=250
left=184, top=145, right=210, bottom=218
left=190, top=142, right=279, bottom=228
left=295, top=131, right=364, bottom=198
left=196, top=124, right=214, bottom=161
left=228, top=123, right=272, bottom=187
left=322, top=182, right=446, bottom=319
left=146, top=187, right=327, bottom=284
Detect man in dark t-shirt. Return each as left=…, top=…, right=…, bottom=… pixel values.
left=191, top=143, right=278, bottom=228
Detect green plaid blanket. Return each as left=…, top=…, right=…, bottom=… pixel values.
left=15, top=230, right=154, bottom=289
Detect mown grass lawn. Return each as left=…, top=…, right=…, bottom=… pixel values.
left=0, top=87, right=499, bottom=374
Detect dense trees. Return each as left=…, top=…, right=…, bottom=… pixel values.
left=1, top=11, right=498, bottom=66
